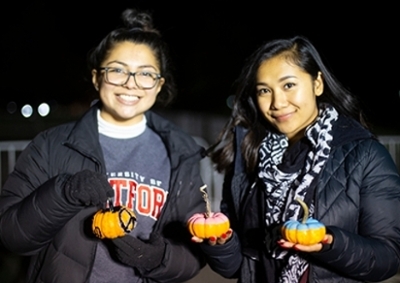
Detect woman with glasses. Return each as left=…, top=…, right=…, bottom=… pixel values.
left=196, top=36, right=400, bottom=282
left=0, top=9, right=206, bottom=283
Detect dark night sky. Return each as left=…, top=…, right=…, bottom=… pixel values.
left=1, top=1, right=399, bottom=133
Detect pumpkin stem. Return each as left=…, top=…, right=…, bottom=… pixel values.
left=200, top=185, right=211, bottom=218
left=108, top=198, right=114, bottom=212
left=295, top=198, right=309, bottom=224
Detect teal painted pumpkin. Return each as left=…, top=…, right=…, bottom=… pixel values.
left=281, top=198, right=326, bottom=245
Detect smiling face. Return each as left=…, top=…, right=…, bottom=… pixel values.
left=92, top=41, right=164, bottom=126
left=256, top=54, right=323, bottom=144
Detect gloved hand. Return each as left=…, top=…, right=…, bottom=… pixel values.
left=112, top=233, right=166, bottom=271
left=63, top=170, right=114, bottom=206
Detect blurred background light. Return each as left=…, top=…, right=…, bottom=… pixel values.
left=21, top=104, right=33, bottom=118
left=6, top=101, right=17, bottom=114
left=226, top=95, right=234, bottom=109
left=38, top=103, right=50, bottom=117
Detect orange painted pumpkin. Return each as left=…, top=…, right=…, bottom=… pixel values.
left=188, top=212, right=230, bottom=239
left=281, top=198, right=326, bottom=245
left=187, top=185, right=230, bottom=239
left=92, top=199, right=136, bottom=239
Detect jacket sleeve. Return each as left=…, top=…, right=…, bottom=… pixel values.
left=140, top=149, right=207, bottom=282
left=0, top=133, right=81, bottom=255
left=141, top=236, right=206, bottom=283
left=311, top=140, right=400, bottom=281
left=195, top=169, right=244, bottom=279
left=200, top=232, right=242, bottom=278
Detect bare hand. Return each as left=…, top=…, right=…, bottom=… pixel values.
left=191, top=228, right=233, bottom=246
left=277, top=234, right=333, bottom=252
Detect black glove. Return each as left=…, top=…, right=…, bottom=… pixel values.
left=112, top=234, right=165, bottom=271
left=63, top=170, right=114, bottom=206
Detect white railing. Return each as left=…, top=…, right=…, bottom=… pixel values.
left=377, top=136, right=400, bottom=167
left=1, top=136, right=400, bottom=211
left=0, top=141, right=30, bottom=189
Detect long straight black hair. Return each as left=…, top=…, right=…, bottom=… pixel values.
left=210, top=36, right=367, bottom=173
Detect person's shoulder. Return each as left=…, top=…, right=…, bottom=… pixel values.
left=331, top=115, right=375, bottom=147
left=145, top=111, right=184, bottom=133
left=330, top=127, right=393, bottom=175
left=145, top=111, right=202, bottom=148
left=32, top=105, right=97, bottom=145
left=146, top=111, right=197, bottom=141
left=329, top=116, right=386, bottom=166
left=32, top=120, right=73, bottom=140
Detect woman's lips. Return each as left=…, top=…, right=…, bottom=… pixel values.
left=117, top=94, right=140, bottom=104
left=272, top=111, right=294, bottom=122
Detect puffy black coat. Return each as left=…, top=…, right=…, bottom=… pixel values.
left=203, top=115, right=400, bottom=283
left=0, top=105, right=206, bottom=283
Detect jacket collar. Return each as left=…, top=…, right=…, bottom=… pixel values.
left=63, top=101, right=204, bottom=170
left=62, top=102, right=104, bottom=168
left=330, top=115, right=375, bottom=148
left=145, top=110, right=204, bottom=168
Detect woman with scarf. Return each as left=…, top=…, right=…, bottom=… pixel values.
left=198, top=36, right=400, bottom=282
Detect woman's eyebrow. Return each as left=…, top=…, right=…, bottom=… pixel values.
left=136, top=65, right=158, bottom=70
left=278, top=75, right=297, bottom=82
left=105, top=61, right=158, bottom=71
left=105, top=60, right=128, bottom=66
left=256, top=75, right=297, bottom=85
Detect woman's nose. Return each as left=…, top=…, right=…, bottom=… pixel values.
left=270, top=91, right=288, bottom=110
left=124, top=74, right=138, bottom=89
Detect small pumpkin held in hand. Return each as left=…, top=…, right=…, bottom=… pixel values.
left=92, top=199, right=136, bottom=239
left=187, top=185, right=230, bottom=239
left=281, top=198, right=326, bottom=245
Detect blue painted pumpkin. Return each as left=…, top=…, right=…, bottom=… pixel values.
left=281, top=198, right=326, bottom=245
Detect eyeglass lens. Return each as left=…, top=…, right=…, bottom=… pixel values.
left=106, top=69, right=158, bottom=88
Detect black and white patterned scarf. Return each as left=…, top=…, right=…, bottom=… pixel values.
left=258, top=104, right=338, bottom=283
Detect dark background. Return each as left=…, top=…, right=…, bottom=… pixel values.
left=0, top=3, right=399, bottom=282
left=1, top=1, right=399, bottom=138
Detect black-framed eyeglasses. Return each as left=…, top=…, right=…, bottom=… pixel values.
left=98, top=67, right=162, bottom=89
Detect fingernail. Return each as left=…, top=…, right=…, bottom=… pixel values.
left=221, top=233, right=227, bottom=239
left=209, top=236, right=216, bottom=242
left=226, top=230, right=232, bottom=236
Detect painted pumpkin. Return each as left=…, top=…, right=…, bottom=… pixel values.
left=187, top=185, right=230, bottom=239
left=188, top=212, right=230, bottom=239
left=92, top=200, right=136, bottom=239
left=281, top=198, right=326, bottom=245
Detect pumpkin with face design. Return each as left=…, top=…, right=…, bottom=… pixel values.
left=92, top=204, right=137, bottom=239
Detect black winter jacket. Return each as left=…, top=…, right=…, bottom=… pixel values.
left=0, top=105, right=206, bottom=283
left=202, top=115, right=400, bottom=283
